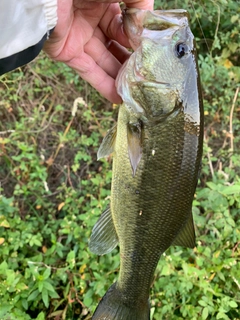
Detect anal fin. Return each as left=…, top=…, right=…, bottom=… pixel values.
left=172, top=213, right=196, bottom=248
left=89, top=206, right=118, bottom=255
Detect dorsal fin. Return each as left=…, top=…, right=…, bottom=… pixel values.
left=89, top=207, right=118, bottom=255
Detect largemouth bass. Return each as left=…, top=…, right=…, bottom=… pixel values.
left=90, top=8, right=203, bottom=320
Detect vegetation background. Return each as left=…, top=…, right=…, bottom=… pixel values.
left=0, top=0, right=239, bottom=319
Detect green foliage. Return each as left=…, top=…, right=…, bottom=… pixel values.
left=151, top=177, right=240, bottom=319
left=0, top=1, right=239, bottom=319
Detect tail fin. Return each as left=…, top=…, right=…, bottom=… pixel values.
left=92, top=283, right=150, bottom=320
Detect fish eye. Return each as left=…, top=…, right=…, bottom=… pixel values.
left=175, top=43, right=188, bottom=58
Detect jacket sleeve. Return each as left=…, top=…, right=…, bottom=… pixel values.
left=0, top=0, right=57, bottom=75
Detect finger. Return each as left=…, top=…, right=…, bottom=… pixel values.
left=86, top=0, right=154, bottom=10
left=97, top=1, right=154, bottom=47
left=99, top=8, right=131, bottom=48
left=124, top=0, right=154, bottom=10
left=93, top=27, right=130, bottom=64
left=107, top=40, right=130, bottom=64
left=67, top=52, right=122, bottom=103
left=84, top=35, right=122, bottom=79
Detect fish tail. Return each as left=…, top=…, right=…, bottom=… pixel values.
left=92, top=283, right=150, bottom=320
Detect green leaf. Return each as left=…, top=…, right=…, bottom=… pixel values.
left=42, top=288, right=49, bottom=308
left=160, top=265, right=172, bottom=276
left=0, top=218, right=10, bottom=228
left=199, top=300, right=207, bottom=307
left=36, top=311, right=46, bottom=320
left=206, top=182, right=218, bottom=190
left=43, top=281, right=55, bottom=292
left=0, top=261, right=8, bottom=273
left=66, top=250, right=75, bottom=267
left=48, top=290, right=59, bottom=299
left=0, top=304, right=13, bottom=317
left=202, top=307, right=209, bottom=320
left=16, top=282, right=28, bottom=291
left=83, top=296, right=93, bottom=307
left=216, top=312, right=230, bottom=320
left=38, top=281, right=44, bottom=293
left=228, top=300, right=238, bottom=308
left=220, top=185, right=240, bottom=195
left=33, top=238, right=42, bottom=246
left=43, top=268, right=51, bottom=280
left=22, top=299, right=28, bottom=310
left=28, top=289, right=40, bottom=301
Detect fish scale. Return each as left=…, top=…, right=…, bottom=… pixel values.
left=113, top=105, right=198, bottom=303
left=90, top=8, right=203, bottom=320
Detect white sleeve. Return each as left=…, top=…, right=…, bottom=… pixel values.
left=0, top=0, right=57, bottom=59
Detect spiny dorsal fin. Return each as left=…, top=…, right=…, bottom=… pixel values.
left=172, top=213, right=196, bottom=248
left=127, top=120, right=143, bottom=176
left=89, top=206, right=118, bottom=255
left=97, top=125, right=117, bottom=160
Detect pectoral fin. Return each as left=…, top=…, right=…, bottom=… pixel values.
left=97, top=125, right=117, bottom=160
left=172, top=214, right=196, bottom=248
left=89, top=206, right=118, bottom=255
left=127, top=120, right=143, bottom=176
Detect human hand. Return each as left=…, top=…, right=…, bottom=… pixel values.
left=43, top=0, right=154, bottom=103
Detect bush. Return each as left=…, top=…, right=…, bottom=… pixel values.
left=0, top=1, right=239, bottom=319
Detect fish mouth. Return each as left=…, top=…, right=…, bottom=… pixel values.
left=123, top=8, right=189, bottom=49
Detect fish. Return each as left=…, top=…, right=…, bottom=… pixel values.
left=89, top=8, right=203, bottom=320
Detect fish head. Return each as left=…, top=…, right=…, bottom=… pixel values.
left=117, top=9, right=201, bottom=124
